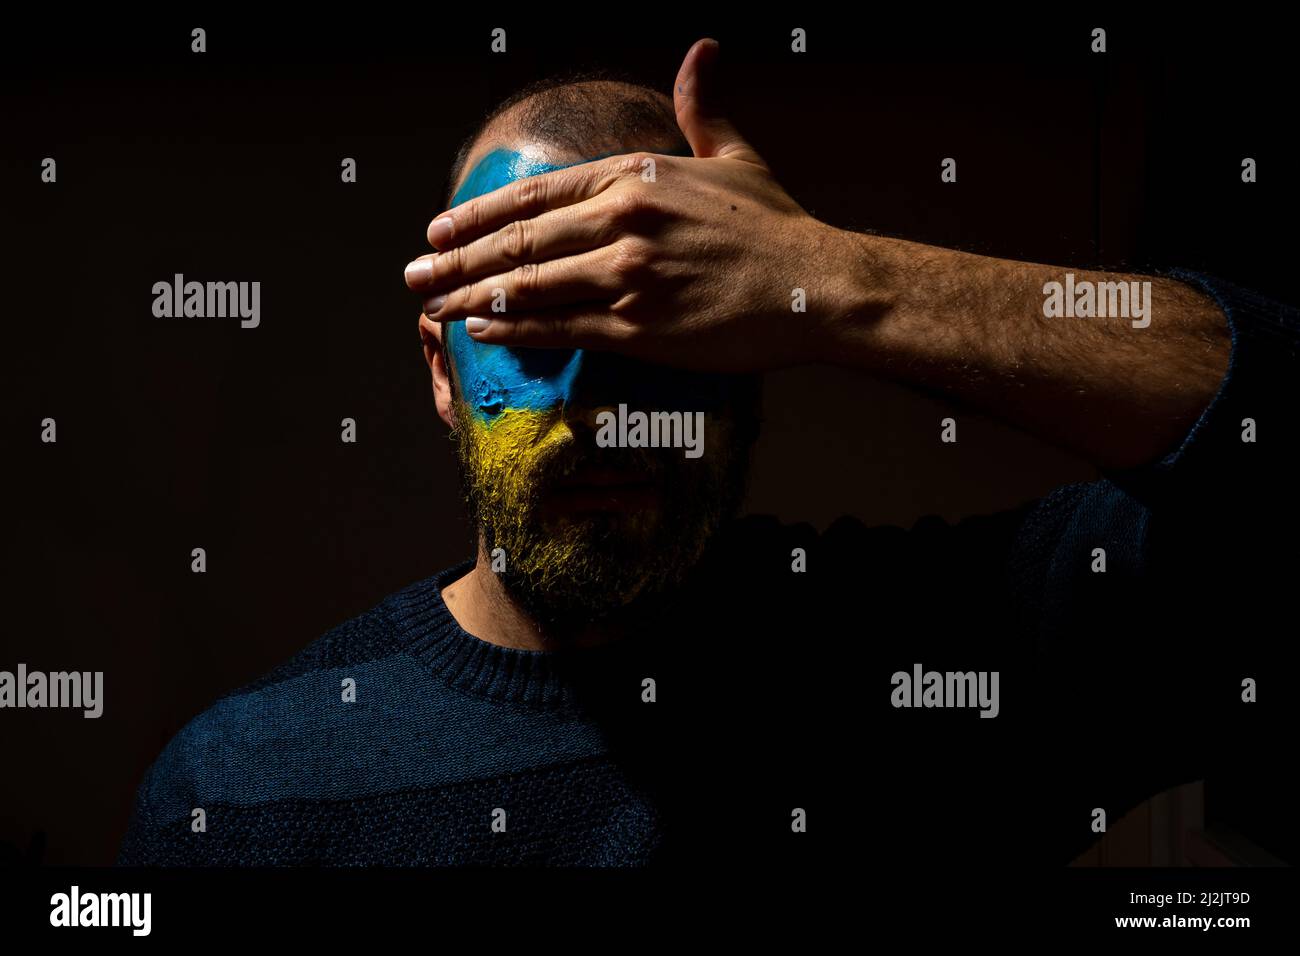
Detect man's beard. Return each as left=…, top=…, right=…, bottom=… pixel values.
left=450, top=397, right=757, bottom=629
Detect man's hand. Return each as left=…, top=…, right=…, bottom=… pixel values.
left=403, top=38, right=870, bottom=373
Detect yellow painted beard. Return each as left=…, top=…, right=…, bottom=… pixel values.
left=450, top=399, right=752, bottom=624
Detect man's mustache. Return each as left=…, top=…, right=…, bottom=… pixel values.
left=531, top=441, right=667, bottom=489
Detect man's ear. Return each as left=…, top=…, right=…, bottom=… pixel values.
left=419, top=312, right=455, bottom=428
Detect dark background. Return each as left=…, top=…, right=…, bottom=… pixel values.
left=1, top=13, right=1293, bottom=865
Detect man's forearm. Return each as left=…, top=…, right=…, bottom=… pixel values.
left=818, top=227, right=1233, bottom=470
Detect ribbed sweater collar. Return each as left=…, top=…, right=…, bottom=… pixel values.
left=381, top=559, right=659, bottom=710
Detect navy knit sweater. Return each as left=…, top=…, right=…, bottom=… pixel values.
left=117, top=269, right=1299, bottom=867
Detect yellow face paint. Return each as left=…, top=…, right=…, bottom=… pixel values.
left=452, top=402, right=666, bottom=604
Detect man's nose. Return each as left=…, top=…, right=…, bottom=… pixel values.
left=563, top=349, right=740, bottom=419
left=562, top=350, right=662, bottom=424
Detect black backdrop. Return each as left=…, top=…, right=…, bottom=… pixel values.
left=2, top=13, right=1294, bottom=865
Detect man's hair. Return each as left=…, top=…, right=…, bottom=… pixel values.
left=443, top=68, right=688, bottom=206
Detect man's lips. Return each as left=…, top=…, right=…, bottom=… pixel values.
left=544, top=466, right=660, bottom=510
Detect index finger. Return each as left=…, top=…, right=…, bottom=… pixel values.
left=426, top=151, right=658, bottom=251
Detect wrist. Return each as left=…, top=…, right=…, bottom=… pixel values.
left=814, top=226, right=912, bottom=370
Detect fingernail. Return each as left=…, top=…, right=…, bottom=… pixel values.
left=466, top=318, right=491, bottom=334
left=404, top=258, right=433, bottom=286
left=428, top=217, right=454, bottom=249
left=424, top=294, right=446, bottom=314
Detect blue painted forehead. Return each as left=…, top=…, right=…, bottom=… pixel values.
left=451, top=143, right=690, bottom=207
left=453, top=148, right=569, bottom=208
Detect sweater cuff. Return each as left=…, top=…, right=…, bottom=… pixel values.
left=1154, top=268, right=1240, bottom=466
left=1104, top=267, right=1293, bottom=497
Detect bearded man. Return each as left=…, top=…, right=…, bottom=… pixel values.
left=118, top=41, right=1298, bottom=869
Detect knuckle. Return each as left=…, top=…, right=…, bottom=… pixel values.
left=499, top=219, right=531, bottom=263
left=609, top=238, right=654, bottom=283
left=515, top=175, right=544, bottom=211
left=611, top=188, right=651, bottom=221
left=512, top=261, right=541, bottom=299
left=445, top=243, right=469, bottom=280
left=556, top=167, right=585, bottom=195
left=606, top=303, right=641, bottom=341
left=452, top=278, right=477, bottom=313
left=457, top=200, right=480, bottom=236
left=610, top=317, right=639, bottom=342
left=604, top=190, right=657, bottom=241
left=543, top=315, right=569, bottom=342
left=615, top=152, right=651, bottom=177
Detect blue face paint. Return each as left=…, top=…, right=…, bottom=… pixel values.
left=451, top=148, right=570, bottom=209
left=445, top=145, right=739, bottom=424
left=447, top=149, right=584, bottom=420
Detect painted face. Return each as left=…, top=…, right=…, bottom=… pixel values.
left=446, top=148, right=582, bottom=424
left=445, top=146, right=737, bottom=424
left=444, top=144, right=758, bottom=626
